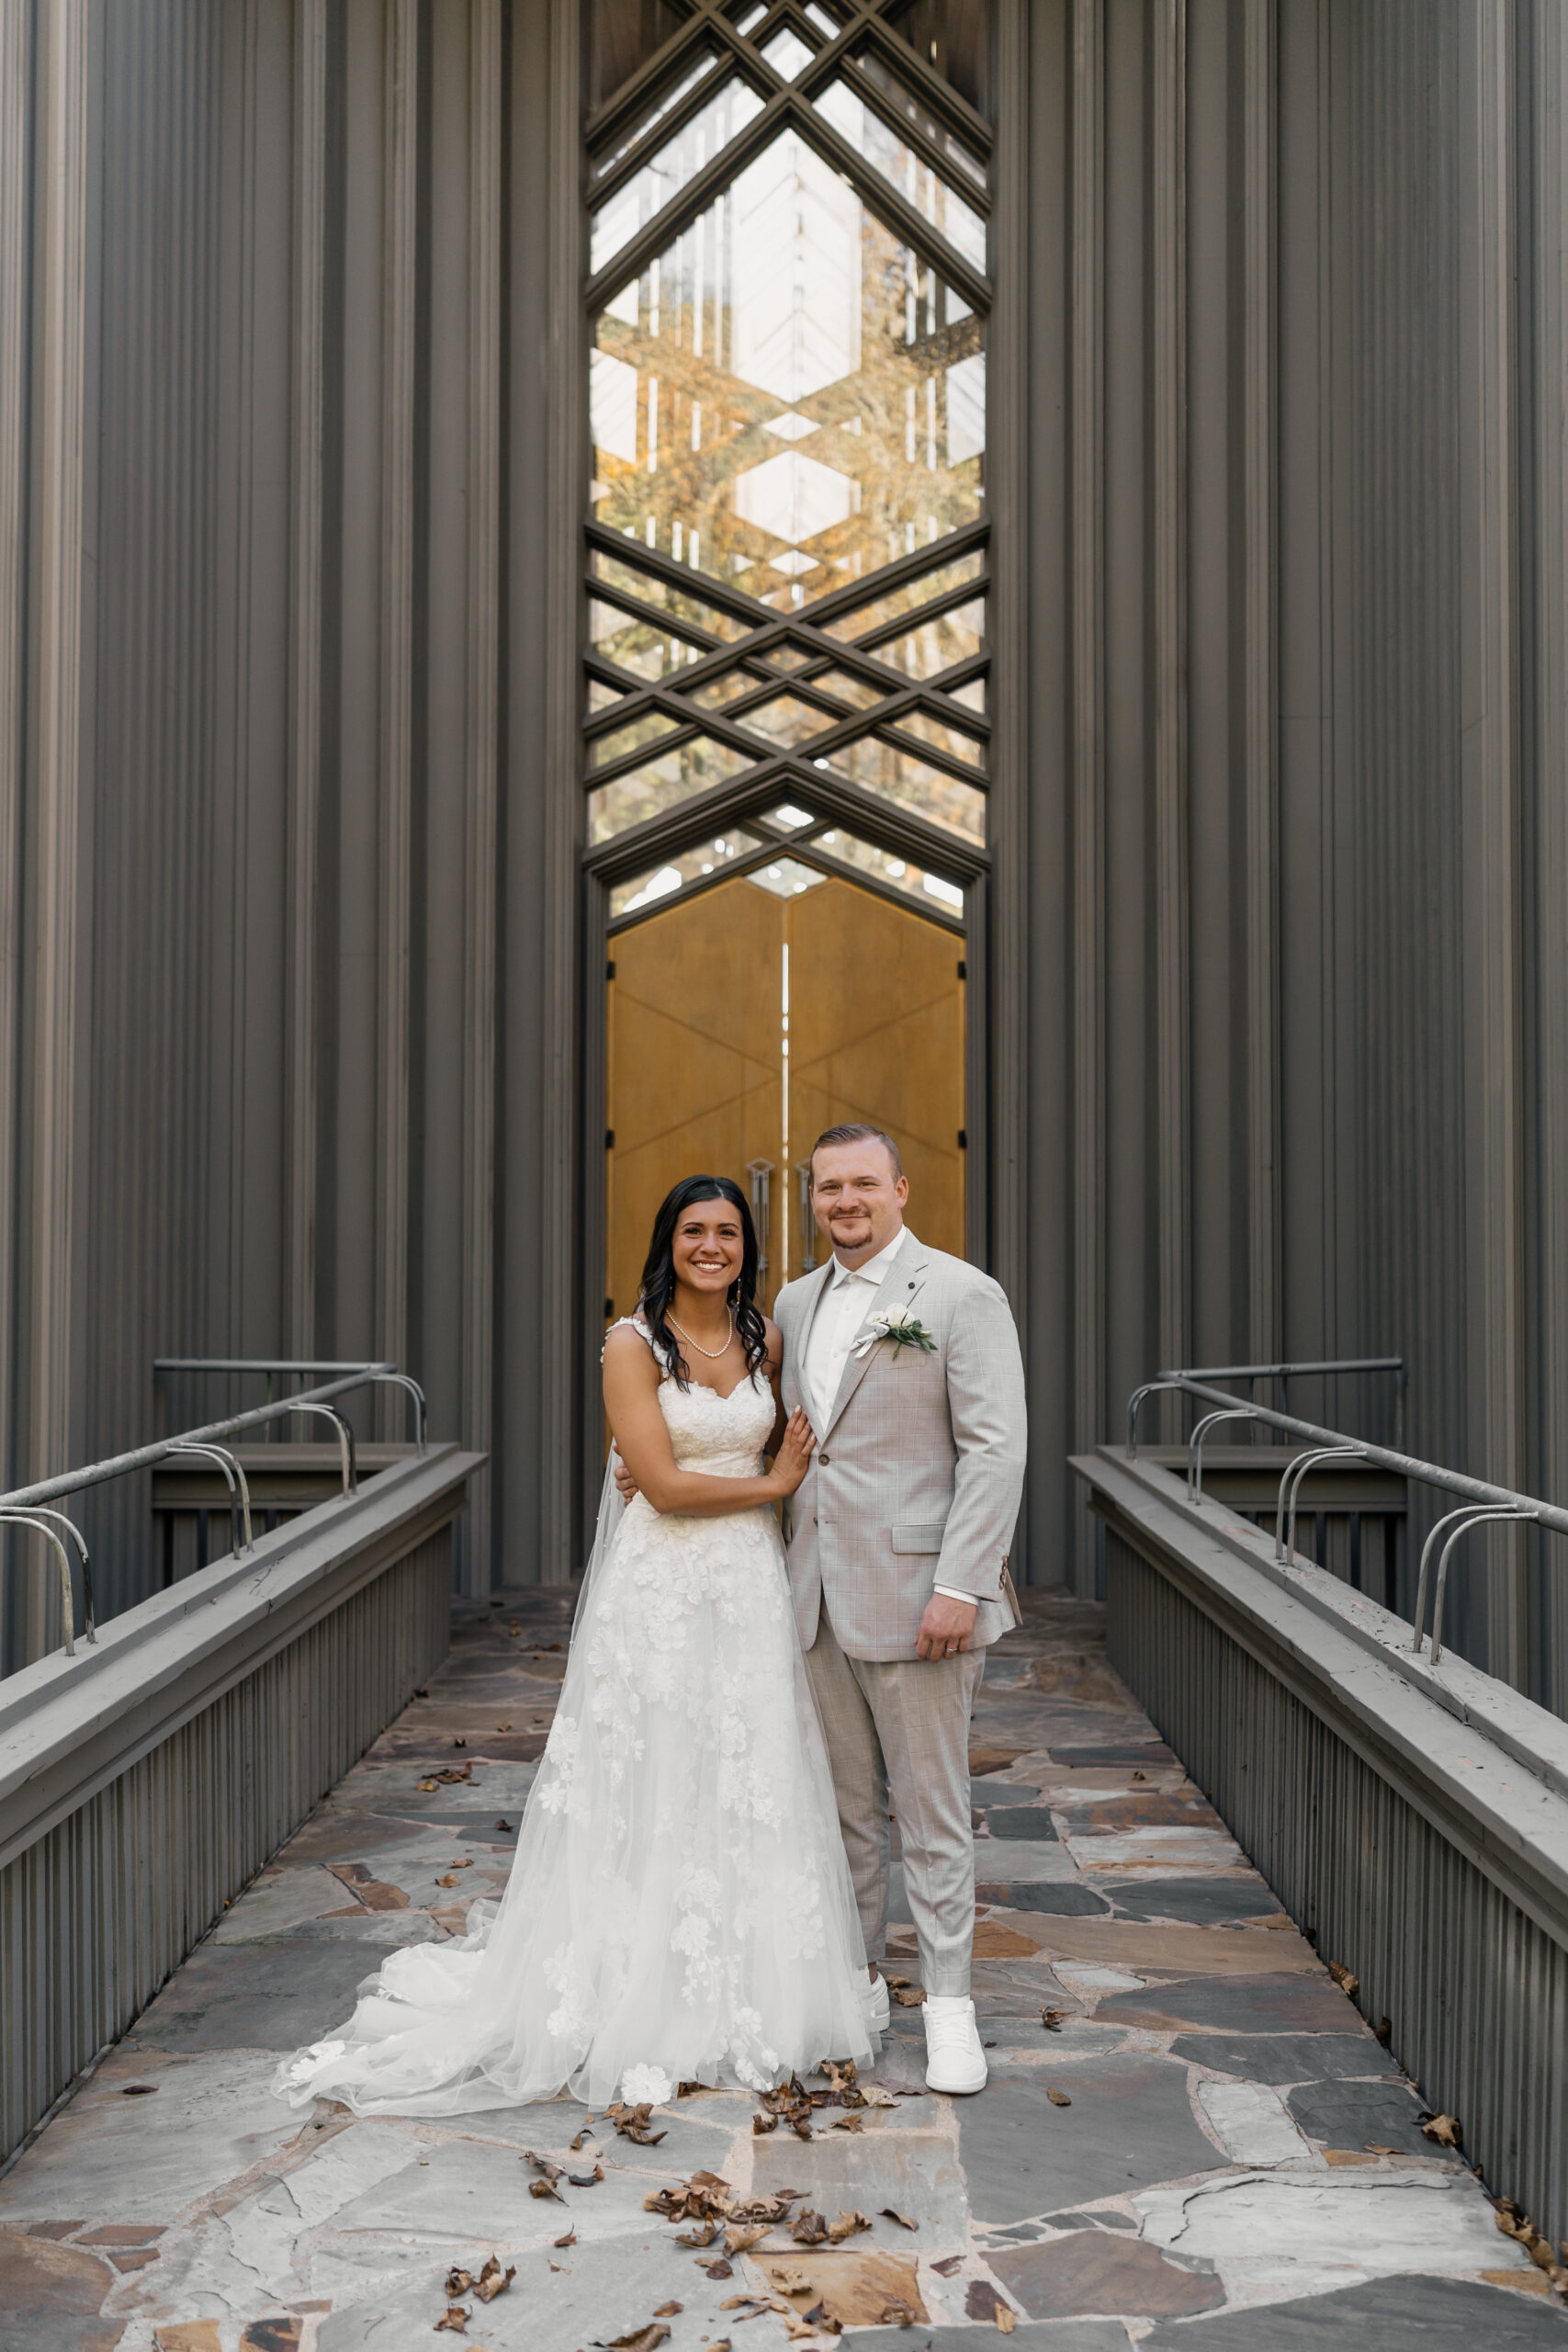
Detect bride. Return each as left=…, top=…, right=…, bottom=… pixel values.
left=275, top=1173, right=875, bottom=2115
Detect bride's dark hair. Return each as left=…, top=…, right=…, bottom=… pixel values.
left=638, top=1174, right=769, bottom=1391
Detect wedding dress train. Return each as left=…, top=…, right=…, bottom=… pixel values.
left=274, top=1326, right=874, bottom=2115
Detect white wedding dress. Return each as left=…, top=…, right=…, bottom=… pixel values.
left=274, top=1322, right=874, bottom=2115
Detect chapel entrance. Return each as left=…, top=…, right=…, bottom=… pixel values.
left=606, top=863, right=965, bottom=1321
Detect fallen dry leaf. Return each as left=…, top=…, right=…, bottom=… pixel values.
left=824, top=2059, right=865, bottom=2109
left=453, top=1737, right=467, bottom=1749
left=828, top=2211, right=871, bottom=2243
left=931, top=2256, right=964, bottom=2278
left=791, top=2210, right=829, bottom=2246
left=435, top=1874, right=461, bottom=1888
left=881, top=2209, right=918, bottom=2231
left=473, top=2256, right=514, bottom=2304
left=797, top=2304, right=843, bottom=2341
left=996, top=2309, right=1017, bottom=2334
left=1364, top=2143, right=1403, bottom=2157
left=416, top=1778, right=440, bottom=1792
left=878, top=2302, right=919, bottom=2328
left=1131, top=1769, right=1147, bottom=1781
left=861, top=2086, right=897, bottom=2109
left=720, top=2295, right=766, bottom=2311
left=755, top=2073, right=815, bottom=2139
left=567, top=2165, right=604, bottom=2188
left=652, top=2304, right=682, bottom=2318
left=412, top=1687, right=429, bottom=1698
left=1041, top=2009, right=1066, bottom=2032
left=121, top=2085, right=158, bottom=2096
left=523, top=2149, right=566, bottom=2201
left=528, top=2178, right=562, bottom=2201
left=1327, top=1961, right=1359, bottom=1999
left=446, top=1859, right=473, bottom=1870
left=553, top=2230, right=576, bottom=2249
left=570, top=2127, right=591, bottom=2152
left=445, top=2270, right=474, bottom=2297
left=675, top=2223, right=719, bottom=2248
left=677, top=2080, right=704, bottom=2097
left=1376, top=2016, right=1393, bottom=2043
left=725, top=2224, right=771, bottom=2256
left=495, top=1723, right=513, bottom=1733
left=695, top=2257, right=733, bottom=2278
left=607, top=2100, right=667, bottom=2146
left=1422, top=2113, right=1462, bottom=2149
left=1047, top=2086, right=1072, bottom=2108
left=434, top=2310, right=468, bottom=2335
left=752, top=2111, right=777, bottom=2135
left=770, top=2268, right=816, bottom=2295
left=494, top=1817, right=512, bottom=1832
left=832, top=2115, right=863, bottom=2133
left=596, top=2329, right=671, bottom=2352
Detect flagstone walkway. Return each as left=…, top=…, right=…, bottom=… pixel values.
left=5, top=1589, right=1566, bottom=2352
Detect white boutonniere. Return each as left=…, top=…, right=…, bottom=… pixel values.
left=852, top=1306, right=937, bottom=1359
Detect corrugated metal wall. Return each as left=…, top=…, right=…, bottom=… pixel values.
left=1, top=2, right=1567, bottom=1705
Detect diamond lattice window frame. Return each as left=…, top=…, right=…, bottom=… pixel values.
left=581, top=0, right=994, bottom=929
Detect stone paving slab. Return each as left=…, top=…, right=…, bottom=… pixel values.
left=3, top=1587, right=1562, bottom=2351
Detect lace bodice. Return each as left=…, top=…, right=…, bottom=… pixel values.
left=617, top=1316, right=774, bottom=1479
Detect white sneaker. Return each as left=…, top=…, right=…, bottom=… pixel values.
left=922, top=1994, right=987, bottom=2094
left=861, top=1969, right=890, bottom=2032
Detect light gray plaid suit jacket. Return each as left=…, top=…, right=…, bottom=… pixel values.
left=773, top=1231, right=1027, bottom=1662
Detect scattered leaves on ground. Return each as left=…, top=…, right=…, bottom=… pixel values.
left=861, top=2086, right=897, bottom=2109
left=567, top=2165, right=605, bottom=2187
left=675, top=2222, right=719, bottom=2248
left=677, top=2080, right=704, bottom=2097
left=755, top=2074, right=815, bottom=2139
left=726, top=2224, right=771, bottom=2256
left=1326, top=1961, right=1359, bottom=1999
left=472, top=2256, right=514, bottom=2304
left=752, top=2111, right=777, bottom=2136
left=996, top=2309, right=1017, bottom=2334
left=878, top=2301, right=919, bottom=2327
left=651, top=2303, right=682, bottom=2318
left=523, top=2150, right=566, bottom=2200
left=694, top=2257, right=733, bottom=2278
left=823, top=2060, right=864, bottom=2109
left=453, top=1738, right=467, bottom=1750
left=1421, top=2112, right=1462, bottom=2149
left=445, top=2269, right=474, bottom=2297
left=827, top=2211, right=871, bottom=2244
left=1376, top=2016, right=1393, bottom=2043
left=416, top=1779, right=440, bottom=1792
left=770, top=2268, right=815, bottom=2295
left=1364, top=2143, right=1403, bottom=2157
left=120, top=2085, right=158, bottom=2097
left=552, top=2230, right=575, bottom=2249
left=790, top=2210, right=829, bottom=2246
left=880, top=2209, right=918, bottom=2231
left=593, top=2329, right=671, bottom=2352
left=1041, top=2009, right=1066, bottom=2032
left=412, top=1687, right=429, bottom=1698
left=931, top=2256, right=964, bottom=2278
left=607, top=2100, right=667, bottom=2145
left=1047, top=2086, right=1072, bottom=2108
left=434, top=2308, right=468, bottom=2335
left=831, top=2115, right=863, bottom=2133
left=494, top=1723, right=513, bottom=1733
left=570, top=2127, right=591, bottom=2151
left=720, top=2295, right=766, bottom=2312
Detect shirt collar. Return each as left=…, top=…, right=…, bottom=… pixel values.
left=829, top=1224, right=908, bottom=1290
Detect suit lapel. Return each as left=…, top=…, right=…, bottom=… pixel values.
left=822, top=1232, right=931, bottom=1441
left=784, top=1259, right=836, bottom=1425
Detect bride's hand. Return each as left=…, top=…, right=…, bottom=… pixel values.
left=766, top=1409, right=818, bottom=1496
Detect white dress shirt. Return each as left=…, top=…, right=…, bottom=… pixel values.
left=799, top=1225, right=974, bottom=1608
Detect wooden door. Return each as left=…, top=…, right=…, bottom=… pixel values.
left=607, top=869, right=964, bottom=1327
left=787, top=876, right=964, bottom=1264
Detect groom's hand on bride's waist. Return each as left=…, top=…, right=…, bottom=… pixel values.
left=915, top=1591, right=978, bottom=1660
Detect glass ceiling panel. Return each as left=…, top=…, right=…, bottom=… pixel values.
left=592, top=129, right=986, bottom=610
left=948, top=673, right=985, bottom=712
left=610, top=828, right=758, bottom=919
left=814, top=825, right=966, bottom=914
left=760, top=27, right=815, bottom=78
left=735, top=692, right=839, bottom=749
left=590, top=549, right=752, bottom=642
left=818, top=733, right=986, bottom=844
left=588, top=708, right=683, bottom=770
left=589, top=597, right=707, bottom=682
left=818, top=549, right=985, bottom=642
left=813, top=79, right=987, bottom=270
left=854, top=51, right=988, bottom=187
left=591, top=79, right=766, bottom=272
left=588, top=735, right=754, bottom=842
left=592, top=53, right=718, bottom=178
left=890, top=706, right=987, bottom=771
left=868, top=597, right=987, bottom=677
left=683, top=661, right=793, bottom=709
left=588, top=674, right=626, bottom=713
left=748, top=856, right=826, bottom=899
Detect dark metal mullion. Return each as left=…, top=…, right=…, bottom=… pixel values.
left=775, top=97, right=990, bottom=315
left=585, top=0, right=731, bottom=157
left=585, top=683, right=817, bottom=773
left=849, top=573, right=991, bottom=651
left=771, top=693, right=986, bottom=787
left=605, top=833, right=825, bottom=936
left=587, top=87, right=795, bottom=311
left=608, top=832, right=966, bottom=941
left=585, top=517, right=783, bottom=630
left=584, top=757, right=987, bottom=886
left=589, top=51, right=739, bottom=211
left=586, top=577, right=727, bottom=653
left=923, top=650, right=989, bottom=696
left=856, top=12, right=994, bottom=159
left=795, top=516, right=989, bottom=626
left=589, top=85, right=990, bottom=321
left=836, top=56, right=991, bottom=218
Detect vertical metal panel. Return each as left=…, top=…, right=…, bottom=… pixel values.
left=1107, top=1523, right=1568, bottom=2245
left=0, top=1521, right=451, bottom=2169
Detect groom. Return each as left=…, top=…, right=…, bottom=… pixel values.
left=774, top=1124, right=1027, bottom=2095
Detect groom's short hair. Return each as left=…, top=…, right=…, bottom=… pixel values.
left=808, top=1123, right=904, bottom=1182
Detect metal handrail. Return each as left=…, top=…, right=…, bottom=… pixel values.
left=164, top=1442, right=254, bottom=1554
left=1410, top=1505, right=1501, bottom=1656
left=1159, top=1356, right=1405, bottom=1445
left=153, top=1360, right=428, bottom=1452
left=284, top=1407, right=356, bottom=1496
left=0, top=1363, right=398, bottom=1514
left=1127, top=1380, right=1194, bottom=1456
left=1430, top=1510, right=1538, bottom=1666
left=1187, top=1408, right=1272, bottom=1499
left=0, top=1514, right=95, bottom=1655
left=1276, top=1446, right=1371, bottom=1564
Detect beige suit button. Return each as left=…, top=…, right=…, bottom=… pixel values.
left=818, top=1453, right=830, bottom=1464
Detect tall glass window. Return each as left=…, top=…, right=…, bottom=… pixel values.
left=582, top=0, right=993, bottom=929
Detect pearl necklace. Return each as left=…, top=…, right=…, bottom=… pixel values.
left=667, top=1309, right=735, bottom=1360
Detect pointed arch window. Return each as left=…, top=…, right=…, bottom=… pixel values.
left=583, top=0, right=992, bottom=927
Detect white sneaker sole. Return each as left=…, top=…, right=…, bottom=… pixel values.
left=862, top=1983, right=891, bottom=2032
left=925, top=2054, right=988, bottom=2094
